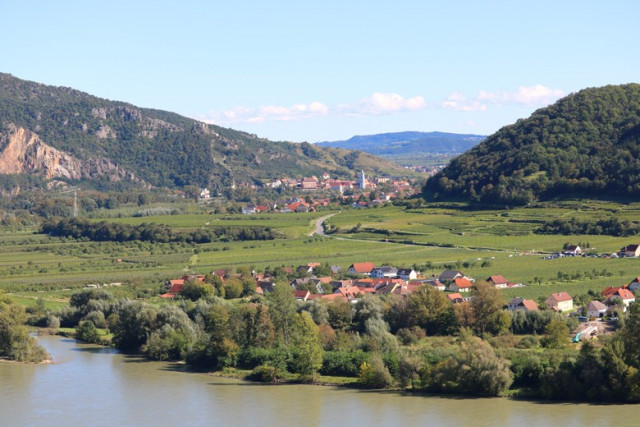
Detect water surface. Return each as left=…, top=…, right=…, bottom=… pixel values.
left=1, top=336, right=637, bottom=426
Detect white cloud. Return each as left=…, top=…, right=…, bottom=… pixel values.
left=477, top=85, right=565, bottom=106
left=199, top=92, right=426, bottom=125
left=201, top=101, right=330, bottom=125
left=339, top=92, right=427, bottom=115
left=441, top=92, right=487, bottom=111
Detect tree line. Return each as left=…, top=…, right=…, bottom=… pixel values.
left=41, top=217, right=279, bottom=243
left=536, top=217, right=640, bottom=236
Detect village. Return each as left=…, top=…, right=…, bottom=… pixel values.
left=159, top=253, right=638, bottom=342
left=196, top=171, right=417, bottom=214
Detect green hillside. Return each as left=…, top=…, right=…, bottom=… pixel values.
left=423, top=84, right=640, bottom=205
left=0, top=73, right=407, bottom=191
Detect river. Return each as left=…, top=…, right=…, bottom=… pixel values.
left=0, top=336, right=637, bottom=426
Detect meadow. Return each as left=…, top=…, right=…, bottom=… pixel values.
left=2, top=200, right=640, bottom=307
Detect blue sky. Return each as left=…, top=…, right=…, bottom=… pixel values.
left=1, top=0, right=638, bottom=142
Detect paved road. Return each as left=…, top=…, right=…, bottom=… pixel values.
left=309, top=213, right=336, bottom=236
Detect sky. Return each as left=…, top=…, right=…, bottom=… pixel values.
left=1, top=0, right=639, bottom=143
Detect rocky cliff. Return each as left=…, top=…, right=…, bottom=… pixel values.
left=0, top=124, right=137, bottom=182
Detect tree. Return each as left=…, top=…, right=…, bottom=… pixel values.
left=266, top=284, right=297, bottom=346
left=407, top=285, right=456, bottom=335
left=542, top=318, right=569, bottom=349
left=180, top=279, right=215, bottom=301
left=469, top=281, right=508, bottom=335
left=358, top=353, right=394, bottom=389
left=291, top=311, right=323, bottom=381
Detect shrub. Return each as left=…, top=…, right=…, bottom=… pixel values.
left=358, top=353, right=394, bottom=388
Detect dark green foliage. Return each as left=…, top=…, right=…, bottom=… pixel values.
left=42, top=217, right=279, bottom=243
left=75, top=320, right=100, bottom=344
left=537, top=217, right=640, bottom=236
left=425, top=84, right=640, bottom=204
left=321, top=350, right=370, bottom=377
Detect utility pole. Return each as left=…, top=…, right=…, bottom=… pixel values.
left=73, top=189, right=78, bottom=218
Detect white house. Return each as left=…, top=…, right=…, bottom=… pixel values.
left=370, top=266, right=398, bottom=279
left=396, top=268, right=417, bottom=281
left=587, top=300, right=607, bottom=318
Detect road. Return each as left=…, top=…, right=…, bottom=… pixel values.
left=309, top=213, right=336, bottom=236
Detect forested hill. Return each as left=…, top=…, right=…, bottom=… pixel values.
left=316, top=131, right=484, bottom=156
left=423, top=84, right=640, bottom=205
left=0, top=73, right=406, bottom=191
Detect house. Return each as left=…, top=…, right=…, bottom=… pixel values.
left=439, top=270, right=464, bottom=283
left=374, top=281, right=403, bottom=295
left=487, top=275, right=510, bottom=289
left=296, top=265, right=314, bottom=275
left=447, top=293, right=464, bottom=304
left=607, top=288, right=636, bottom=308
left=449, top=277, right=473, bottom=293
left=334, top=286, right=363, bottom=301
left=242, top=204, right=256, bottom=215
left=507, top=297, right=539, bottom=312
left=293, top=290, right=311, bottom=301
left=563, top=245, right=582, bottom=256
left=602, top=285, right=629, bottom=298
left=348, top=262, right=375, bottom=276
left=301, top=177, right=318, bottom=190
left=330, top=265, right=342, bottom=275
left=587, top=300, right=608, bottom=318
left=371, top=266, right=398, bottom=278
left=546, top=292, right=574, bottom=312
left=423, top=279, right=446, bottom=291
left=622, top=244, right=640, bottom=258
left=397, top=268, right=417, bottom=281
left=628, top=277, right=640, bottom=292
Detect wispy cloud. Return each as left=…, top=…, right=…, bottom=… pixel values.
left=478, top=85, right=565, bottom=106
left=199, top=92, right=426, bottom=126
left=202, top=101, right=330, bottom=125
left=441, top=92, right=487, bottom=111
left=338, top=92, right=427, bottom=116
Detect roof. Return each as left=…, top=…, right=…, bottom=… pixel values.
left=374, top=266, right=398, bottom=273
left=454, top=278, right=473, bottom=288
left=615, top=288, right=635, bottom=300
left=602, top=286, right=626, bottom=297
left=625, top=244, right=640, bottom=251
left=548, top=292, right=572, bottom=302
left=397, top=268, right=415, bottom=275
left=447, top=293, right=463, bottom=302
left=521, top=300, right=539, bottom=311
left=488, top=275, right=508, bottom=284
left=349, top=262, right=375, bottom=274
left=587, top=300, right=607, bottom=311
left=439, top=270, right=464, bottom=281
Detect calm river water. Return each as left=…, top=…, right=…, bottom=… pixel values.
left=0, top=336, right=638, bottom=426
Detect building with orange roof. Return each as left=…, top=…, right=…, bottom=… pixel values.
left=546, top=292, right=573, bottom=312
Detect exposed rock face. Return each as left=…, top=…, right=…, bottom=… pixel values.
left=0, top=125, right=137, bottom=182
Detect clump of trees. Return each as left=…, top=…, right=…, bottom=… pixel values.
left=537, top=217, right=640, bottom=236
left=0, top=293, right=50, bottom=362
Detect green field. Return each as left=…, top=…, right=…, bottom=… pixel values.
left=2, top=201, right=640, bottom=307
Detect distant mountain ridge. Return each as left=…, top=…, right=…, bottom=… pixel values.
left=316, top=131, right=485, bottom=156
left=0, top=73, right=408, bottom=191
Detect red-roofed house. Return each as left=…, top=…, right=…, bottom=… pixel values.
left=348, top=262, right=375, bottom=275
left=546, top=292, right=573, bottom=312
left=607, top=288, right=636, bottom=307
left=508, top=297, right=538, bottom=312
left=335, top=286, right=363, bottom=301
left=293, top=290, right=311, bottom=301
left=447, top=293, right=464, bottom=304
left=487, top=275, right=510, bottom=289
left=449, top=278, right=473, bottom=293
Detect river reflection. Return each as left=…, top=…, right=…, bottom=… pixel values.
left=0, top=336, right=637, bottom=426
